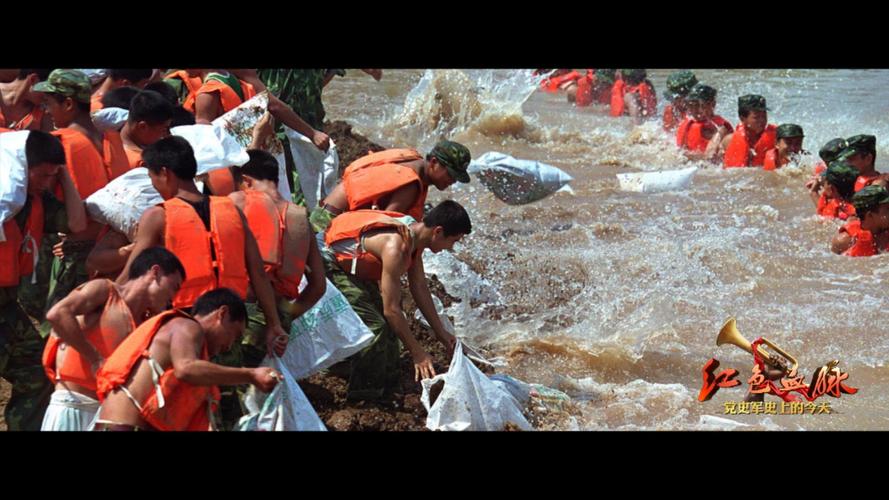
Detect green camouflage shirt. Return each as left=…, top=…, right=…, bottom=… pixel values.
left=256, top=69, right=345, bottom=131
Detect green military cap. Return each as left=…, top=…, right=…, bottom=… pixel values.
left=686, top=83, right=717, bottom=102
left=430, top=140, right=471, bottom=183
left=819, top=138, right=848, bottom=164
left=852, top=185, right=889, bottom=214
left=595, top=69, right=616, bottom=85
left=822, top=160, right=859, bottom=188
left=32, top=69, right=92, bottom=103
left=776, top=123, right=804, bottom=139
left=620, top=69, right=647, bottom=83
left=664, top=71, right=698, bottom=101
left=738, top=94, right=769, bottom=112
left=841, top=134, right=877, bottom=158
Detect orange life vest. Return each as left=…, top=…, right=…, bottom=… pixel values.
left=342, top=149, right=428, bottom=221
left=723, top=123, right=777, bottom=168
left=663, top=104, right=681, bottom=131
left=242, top=190, right=308, bottom=299
left=90, top=93, right=104, bottom=113
left=325, top=210, right=416, bottom=281
left=0, top=195, right=44, bottom=287
left=611, top=80, right=656, bottom=118
left=676, top=116, right=733, bottom=152
left=51, top=128, right=111, bottom=199
left=817, top=192, right=856, bottom=220
left=854, top=173, right=881, bottom=193
left=205, top=168, right=236, bottom=196
left=813, top=161, right=827, bottom=176
left=163, top=196, right=249, bottom=308
left=124, top=145, right=143, bottom=169
left=541, top=70, right=582, bottom=93
left=42, top=280, right=136, bottom=391
left=101, top=130, right=132, bottom=181
left=574, top=71, right=596, bottom=107
left=762, top=149, right=789, bottom=171
left=95, top=310, right=220, bottom=431
left=165, top=70, right=204, bottom=112
left=839, top=220, right=886, bottom=257
left=190, top=77, right=257, bottom=114
left=0, top=104, right=44, bottom=131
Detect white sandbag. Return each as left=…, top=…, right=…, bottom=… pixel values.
left=237, top=357, right=327, bottom=431
left=211, top=91, right=291, bottom=200
left=84, top=168, right=162, bottom=241
left=616, top=166, right=697, bottom=193
left=91, top=107, right=129, bottom=132
left=421, top=339, right=533, bottom=431
left=281, top=276, right=374, bottom=380
left=170, top=124, right=249, bottom=175
left=284, top=126, right=339, bottom=210
left=468, top=151, right=574, bottom=205
left=413, top=294, right=504, bottom=368
left=0, top=130, right=30, bottom=227
left=489, top=374, right=571, bottom=413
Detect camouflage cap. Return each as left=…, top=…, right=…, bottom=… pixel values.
left=32, top=69, right=92, bottom=103
left=852, top=184, right=889, bottom=214
left=819, top=138, right=848, bottom=164
left=686, top=83, right=717, bottom=102
left=430, top=140, right=471, bottom=183
left=620, top=69, right=647, bottom=84
left=776, top=123, right=804, bottom=139
left=664, top=71, right=698, bottom=101
left=822, top=160, right=859, bottom=189
left=595, top=69, right=616, bottom=85
left=840, top=134, right=877, bottom=158
left=738, top=94, right=770, bottom=112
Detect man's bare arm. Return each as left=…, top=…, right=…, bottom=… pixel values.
left=45, top=279, right=112, bottom=366
left=116, top=206, right=164, bottom=284
left=408, top=254, right=455, bottom=353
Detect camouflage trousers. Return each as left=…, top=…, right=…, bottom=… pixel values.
left=324, top=258, right=401, bottom=401
left=0, top=300, right=52, bottom=431
left=38, top=242, right=93, bottom=338
left=212, top=302, right=292, bottom=431
left=17, top=236, right=57, bottom=322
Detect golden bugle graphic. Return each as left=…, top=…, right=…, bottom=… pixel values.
left=716, top=318, right=799, bottom=375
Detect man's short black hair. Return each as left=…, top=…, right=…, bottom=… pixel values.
left=107, top=69, right=153, bottom=83
left=19, top=69, right=52, bottom=81
left=144, top=81, right=179, bottom=106
left=101, top=86, right=140, bottom=110
left=143, top=136, right=197, bottom=180
left=25, top=130, right=65, bottom=168
left=423, top=200, right=472, bottom=237
left=234, top=149, right=280, bottom=186
left=191, top=288, right=247, bottom=323
left=128, top=90, right=174, bottom=125
left=128, top=246, right=186, bottom=281
left=170, top=107, right=196, bottom=127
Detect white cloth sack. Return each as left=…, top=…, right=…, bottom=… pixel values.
left=91, top=107, right=129, bottom=132
left=284, top=127, right=339, bottom=209
left=0, top=130, right=30, bottom=230
left=282, top=276, right=374, bottom=380
left=84, top=168, right=162, bottom=241
left=211, top=91, right=291, bottom=200
left=171, top=124, right=250, bottom=175
left=468, top=151, right=574, bottom=205
left=237, top=357, right=326, bottom=431
left=616, top=167, right=697, bottom=193
left=421, top=339, right=533, bottom=431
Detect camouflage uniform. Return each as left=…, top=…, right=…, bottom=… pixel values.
left=32, top=69, right=102, bottom=337
left=212, top=303, right=292, bottom=430
left=0, top=193, right=68, bottom=431
left=323, top=253, right=401, bottom=401
left=256, top=69, right=345, bottom=207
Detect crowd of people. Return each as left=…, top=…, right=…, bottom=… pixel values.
left=539, top=68, right=889, bottom=256
left=1, top=68, right=471, bottom=431
left=1, top=67, right=885, bottom=431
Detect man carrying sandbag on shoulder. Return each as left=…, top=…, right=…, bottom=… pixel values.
left=324, top=200, right=471, bottom=401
